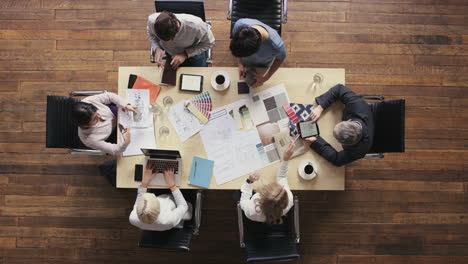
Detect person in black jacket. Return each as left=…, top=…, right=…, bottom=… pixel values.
left=305, top=84, right=374, bottom=166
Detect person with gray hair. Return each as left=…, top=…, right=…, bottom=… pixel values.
left=305, top=84, right=374, bottom=166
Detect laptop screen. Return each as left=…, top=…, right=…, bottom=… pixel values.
left=141, top=148, right=181, bottom=159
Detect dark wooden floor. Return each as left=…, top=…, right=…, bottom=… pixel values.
left=1, top=0, right=467, bottom=263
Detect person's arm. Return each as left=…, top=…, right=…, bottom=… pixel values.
left=253, top=58, right=284, bottom=87
left=239, top=173, right=260, bottom=217
left=315, top=84, right=362, bottom=110
left=147, top=13, right=162, bottom=50
left=129, top=163, right=155, bottom=227
left=277, top=141, right=293, bottom=187
left=310, top=136, right=360, bottom=166
left=184, top=17, right=215, bottom=58
left=158, top=167, right=189, bottom=227
left=83, top=92, right=128, bottom=108
left=81, top=135, right=129, bottom=155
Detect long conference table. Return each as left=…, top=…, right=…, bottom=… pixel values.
left=117, top=66, right=345, bottom=190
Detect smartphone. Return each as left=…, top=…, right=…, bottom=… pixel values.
left=298, top=120, right=320, bottom=138
left=118, top=124, right=126, bottom=134
left=134, top=164, right=143, bottom=182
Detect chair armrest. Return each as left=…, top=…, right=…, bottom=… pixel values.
left=361, top=95, right=384, bottom=101
left=70, top=149, right=105, bottom=155
left=364, top=153, right=384, bottom=159
left=70, top=91, right=107, bottom=97
left=227, top=0, right=233, bottom=20
left=150, top=46, right=156, bottom=63
left=282, top=0, right=288, bottom=23
left=293, top=196, right=300, bottom=243
left=237, top=202, right=245, bottom=248
left=193, top=190, right=203, bottom=235
left=206, top=21, right=213, bottom=65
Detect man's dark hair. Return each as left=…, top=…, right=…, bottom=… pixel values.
left=230, top=27, right=262, bottom=58
left=71, top=101, right=98, bottom=126
left=154, top=11, right=180, bottom=41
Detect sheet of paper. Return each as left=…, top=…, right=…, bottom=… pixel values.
left=122, top=127, right=157, bottom=157
left=201, top=99, right=265, bottom=185
left=246, top=84, right=291, bottom=165
left=166, top=100, right=204, bottom=142
left=119, top=89, right=152, bottom=128
left=248, top=83, right=290, bottom=126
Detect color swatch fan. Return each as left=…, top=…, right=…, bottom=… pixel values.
left=185, top=91, right=212, bottom=124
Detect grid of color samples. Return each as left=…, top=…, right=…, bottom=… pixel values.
left=185, top=91, right=212, bottom=124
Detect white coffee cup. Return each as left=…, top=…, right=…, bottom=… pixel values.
left=298, top=160, right=317, bottom=180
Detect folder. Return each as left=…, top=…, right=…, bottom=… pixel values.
left=160, top=59, right=177, bottom=86
left=128, top=74, right=161, bottom=103
left=188, top=156, right=214, bottom=188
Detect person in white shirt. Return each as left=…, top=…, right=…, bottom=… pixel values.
left=71, top=92, right=137, bottom=155
left=240, top=142, right=295, bottom=224
left=129, top=163, right=192, bottom=231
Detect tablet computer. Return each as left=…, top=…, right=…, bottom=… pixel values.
left=298, top=120, right=320, bottom=138
left=179, top=74, right=203, bottom=92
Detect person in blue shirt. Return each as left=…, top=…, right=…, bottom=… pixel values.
left=230, top=18, right=287, bottom=88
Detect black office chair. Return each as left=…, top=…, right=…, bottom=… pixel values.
left=46, top=91, right=107, bottom=155
left=150, top=0, right=213, bottom=65
left=227, top=0, right=288, bottom=37
left=237, top=196, right=300, bottom=262
left=363, top=95, right=406, bottom=159
left=138, top=189, right=203, bottom=251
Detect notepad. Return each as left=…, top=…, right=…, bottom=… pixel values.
left=188, top=156, right=214, bottom=188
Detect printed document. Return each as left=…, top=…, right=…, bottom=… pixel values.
left=166, top=100, right=204, bottom=142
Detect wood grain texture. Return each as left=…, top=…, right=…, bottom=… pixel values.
left=0, top=0, right=467, bottom=263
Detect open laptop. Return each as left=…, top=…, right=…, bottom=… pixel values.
left=141, top=148, right=182, bottom=186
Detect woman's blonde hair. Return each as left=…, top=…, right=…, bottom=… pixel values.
left=136, top=193, right=161, bottom=224
left=255, top=182, right=289, bottom=224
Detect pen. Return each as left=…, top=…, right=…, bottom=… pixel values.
left=293, top=134, right=300, bottom=143
left=193, top=161, right=197, bottom=179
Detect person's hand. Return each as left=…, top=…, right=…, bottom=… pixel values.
left=163, top=167, right=176, bottom=190
left=142, top=162, right=156, bottom=187
left=123, top=128, right=131, bottom=145
left=305, top=136, right=317, bottom=143
left=252, top=75, right=268, bottom=88
left=238, top=63, right=246, bottom=79
left=283, top=141, right=295, bottom=161
left=125, top=104, right=138, bottom=113
left=154, top=47, right=165, bottom=67
left=248, top=172, right=260, bottom=183
left=310, top=105, right=324, bottom=123
left=170, top=53, right=187, bottom=69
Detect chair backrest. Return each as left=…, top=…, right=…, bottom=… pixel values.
left=242, top=207, right=299, bottom=262
left=230, top=0, right=283, bottom=37
left=138, top=189, right=198, bottom=251
left=154, top=0, right=206, bottom=21
left=368, top=99, right=405, bottom=154
left=46, top=95, right=89, bottom=149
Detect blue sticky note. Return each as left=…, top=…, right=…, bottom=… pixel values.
left=188, top=156, right=214, bottom=188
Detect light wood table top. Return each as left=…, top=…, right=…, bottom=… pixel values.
left=117, top=67, right=345, bottom=190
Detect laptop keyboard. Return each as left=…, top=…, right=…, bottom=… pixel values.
left=148, top=159, right=179, bottom=174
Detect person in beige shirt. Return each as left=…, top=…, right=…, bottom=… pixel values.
left=71, top=92, right=137, bottom=155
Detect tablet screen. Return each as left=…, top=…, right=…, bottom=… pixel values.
left=299, top=121, right=319, bottom=138
left=180, top=74, right=203, bottom=92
